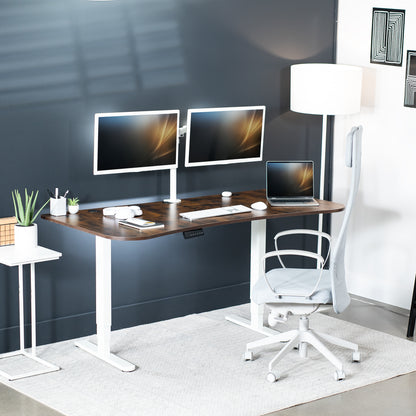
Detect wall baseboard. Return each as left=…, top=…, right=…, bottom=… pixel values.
left=351, top=294, right=410, bottom=317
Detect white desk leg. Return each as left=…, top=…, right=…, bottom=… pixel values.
left=18, top=265, right=25, bottom=352
left=75, top=236, right=136, bottom=372
left=250, top=219, right=266, bottom=328
left=226, top=219, right=276, bottom=336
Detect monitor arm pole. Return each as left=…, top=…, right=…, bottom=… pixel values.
left=163, top=168, right=181, bottom=203
left=163, top=126, right=186, bottom=204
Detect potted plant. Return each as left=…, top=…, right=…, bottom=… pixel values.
left=67, top=197, right=80, bottom=214
left=12, top=189, right=49, bottom=249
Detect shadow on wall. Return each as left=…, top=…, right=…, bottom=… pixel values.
left=0, top=0, right=187, bottom=108
left=333, top=191, right=401, bottom=234
left=211, top=1, right=333, bottom=60
left=361, top=67, right=377, bottom=108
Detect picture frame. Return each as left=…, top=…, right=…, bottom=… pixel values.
left=370, top=8, right=405, bottom=66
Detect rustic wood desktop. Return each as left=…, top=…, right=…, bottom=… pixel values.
left=42, top=189, right=344, bottom=372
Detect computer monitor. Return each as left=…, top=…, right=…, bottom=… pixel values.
left=94, top=110, right=179, bottom=175
left=184, top=106, right=265, bottom=167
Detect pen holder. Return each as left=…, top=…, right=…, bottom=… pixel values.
left=50, top=197, right=67, bottom=216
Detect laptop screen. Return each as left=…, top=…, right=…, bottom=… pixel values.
left=267, top=161, right=314, bottom=199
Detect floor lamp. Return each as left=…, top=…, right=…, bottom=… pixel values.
left=290, top=63, right=362, bottom=259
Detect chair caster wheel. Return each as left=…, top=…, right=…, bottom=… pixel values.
left=352, top=351, right=361, bottom=362
left=244, top=351, right=254, bottom=361
left=266, top=372, right=279, bottom=383
left=334, top=370, right=345, bottom=381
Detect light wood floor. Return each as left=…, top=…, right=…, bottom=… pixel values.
left=0, top=298, right=415, bottom=416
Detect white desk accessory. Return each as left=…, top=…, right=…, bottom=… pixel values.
left=50, top=197, right=67, bottom=216
left=103, top=206, right=143, bottom=219
left=251, top=201, right=267, bottom=211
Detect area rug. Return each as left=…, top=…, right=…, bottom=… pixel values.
left=2, top=304, right=416, bottom=416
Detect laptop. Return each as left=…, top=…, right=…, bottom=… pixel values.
left=266, top=161, right=319, bottom=207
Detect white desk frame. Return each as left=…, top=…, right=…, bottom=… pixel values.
left=0, top=245, right=62, bottom=381
left=75, top=219, right=275, bottom=372
left=225, top=220, right=277, bottom=336
left=75, top=237, right=135, bottom=371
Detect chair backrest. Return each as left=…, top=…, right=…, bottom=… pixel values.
left=330, top=126, right=362, bottom=313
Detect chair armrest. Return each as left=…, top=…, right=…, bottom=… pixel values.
left=274, top=229, right=331, bottom=243
left=274, top=249, right=325, bottom=264
left=274, top=229, right=332, bottom=269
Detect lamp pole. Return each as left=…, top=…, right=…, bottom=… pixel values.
left=290, top=63, right=362, bottom=268
left=317, top=114, right=328, bottom=264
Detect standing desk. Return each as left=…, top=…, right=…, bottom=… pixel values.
left=42, top=189, right=343, bottom=372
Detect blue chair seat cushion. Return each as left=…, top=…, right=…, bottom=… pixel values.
left=251, top=268, right=332, bottom=305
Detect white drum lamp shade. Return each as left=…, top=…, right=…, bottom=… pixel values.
left=290, top=63, right=362, bottom=116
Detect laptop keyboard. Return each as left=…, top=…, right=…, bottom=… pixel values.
left=270, top=199, right=301, bottom=203
left=268, top=199, right=319, bottom=207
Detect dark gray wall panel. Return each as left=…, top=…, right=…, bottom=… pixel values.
left=0, top=0, right=337, bottom=352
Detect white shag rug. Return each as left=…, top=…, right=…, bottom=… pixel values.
left=2, top=304, right=416, bottom=416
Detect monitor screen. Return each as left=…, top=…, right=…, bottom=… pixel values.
left=266, top=161, right=314, bottom=198
left=94, top=110, right=179, bottom=175
left=185, top=106, right=265, bottom=167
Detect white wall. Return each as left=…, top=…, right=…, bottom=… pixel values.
left=334, top=1, right=416, bottom=309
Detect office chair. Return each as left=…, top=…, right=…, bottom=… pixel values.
left=245, top=126, right=363, bottom=382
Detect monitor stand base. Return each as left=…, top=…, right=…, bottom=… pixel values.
left=163, top=198, right=181, bottom=204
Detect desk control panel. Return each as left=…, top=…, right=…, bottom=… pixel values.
left=180, top=205, right=251, bottom=220
left=183, top=228, right=205, bottom=239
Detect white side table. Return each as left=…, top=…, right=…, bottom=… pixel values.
left=0, top=245, right=62, bottom=380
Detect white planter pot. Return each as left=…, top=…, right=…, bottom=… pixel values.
left=68, top=205, right=79, bottom=214
left=14, top=223, right=38, bottom=249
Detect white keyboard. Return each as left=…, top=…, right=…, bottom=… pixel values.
left=180, top=205, right=252, bottom=220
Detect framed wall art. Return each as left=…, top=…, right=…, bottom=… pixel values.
left=404, top=50, right=416, bottom=108
left=370, top=8, right=405, bottom=66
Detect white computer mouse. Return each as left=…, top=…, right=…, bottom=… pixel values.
left=251, top=201, right=268, bottom=211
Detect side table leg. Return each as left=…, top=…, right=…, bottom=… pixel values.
left=18, top=265, right=25, bottom=352
left=75, top=236, right=136, bottom=372
left=30, top=263, right=36, bottom=356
